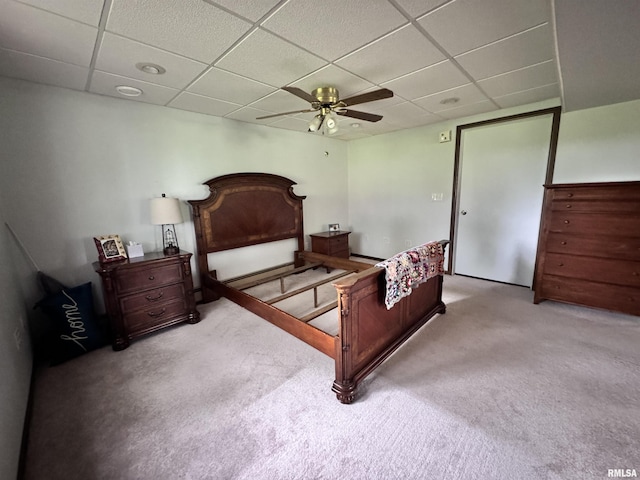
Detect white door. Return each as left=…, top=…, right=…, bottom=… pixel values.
left=454, top=115, right=553, bottom=287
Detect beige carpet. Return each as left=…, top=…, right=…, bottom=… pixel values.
left=22, top=274, right=640, bottom=479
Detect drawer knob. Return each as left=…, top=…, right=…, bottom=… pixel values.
left=147, top=308, right=166, bottom=318
left=148, top=275, right=155, bottom=280
left=558, top=263, right=564, bottom=267
left=566, top=193, right=573, bottom=197
left=633, top=272, right=639, bottom=276
left=145, top=291, right=164, bottom=301
left=560, top=241, right=567, bottom=245
left=565, top=204, right=572, bottom=208
left=563, top=220, right=570, bottom=224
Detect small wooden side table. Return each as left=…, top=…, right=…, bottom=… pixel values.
left=309, top=231, right=351, bottom=258
left=93, top=251, right=200, bottom=350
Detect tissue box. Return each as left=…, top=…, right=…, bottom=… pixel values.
left=126, top=243, right=144, bottom=258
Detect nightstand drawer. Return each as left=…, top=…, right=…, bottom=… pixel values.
left=115, top=263, right=183, bottom=293
left=120, top=283, right=185, bottom=314
left=123, top=299, right=189, bottom=334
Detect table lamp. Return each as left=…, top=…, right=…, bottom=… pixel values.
left=150, top=194, right=183, bottom=255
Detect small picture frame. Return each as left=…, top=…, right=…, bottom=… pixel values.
left=328, top=223, right=340, bottom=232
left=94, top=234, right=128, bottom=263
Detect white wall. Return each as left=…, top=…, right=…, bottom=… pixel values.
left=0, top=77, right=348, bottom=285
left=553, top=99, right=640, bottom=183
left=348, top=98, right=640, bottom=260
left=0, top=200, right=33, bottom=480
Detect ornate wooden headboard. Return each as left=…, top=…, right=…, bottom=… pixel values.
left=188, top=173, right=306, bottom=293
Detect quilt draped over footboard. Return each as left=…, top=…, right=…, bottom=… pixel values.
left=376, top=241, right=445, bottom=309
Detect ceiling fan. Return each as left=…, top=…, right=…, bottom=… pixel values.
left=256, top=86, right=394, bottom=134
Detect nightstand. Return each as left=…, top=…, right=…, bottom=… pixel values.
left=309, top=231, right=351, bottom=258
left=93, top=251, right=200, bottom=350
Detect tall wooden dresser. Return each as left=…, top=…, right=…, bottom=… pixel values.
left=533, top=181, right=640, bottom=316
left=94, top=251, right=200, bottom=350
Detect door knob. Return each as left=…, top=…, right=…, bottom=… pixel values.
left=461, top=210, right=467, bottom=215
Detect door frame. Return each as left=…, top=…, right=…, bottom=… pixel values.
left=447, top=106, right=562, bottom=275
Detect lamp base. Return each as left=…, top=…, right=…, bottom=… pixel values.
left=163, top=246, right=180, bottom=255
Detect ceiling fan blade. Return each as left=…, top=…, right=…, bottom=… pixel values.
left=282, top=86, right=317, bottom=103
left=336, top=109, right=383, bottom=122
left=256, top=108, right=316, bottom=120
left=340, top=88, right=393, bottom=107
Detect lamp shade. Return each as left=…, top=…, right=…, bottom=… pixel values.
left=150, top=195, right=183, bottom=225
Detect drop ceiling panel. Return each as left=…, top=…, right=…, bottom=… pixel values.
left=418, top=0, right=550, bottom=56
left=17, top=0, right=104, bottom=25
left=383, top=60, right=469, bottom=100
left=0, top=1, right=97, bottom=66
left=414, top=83, right=488, bottom=113
left=1, top=0, right=637, bottom=139
left=0, top=48, right=89, bottom=91
left=248, top=89, right=314, bottom=117
left=493, top=84, right=560, bottom=109
left=455, top=24, right=554, bottom=81
left=89, top=71, right=179, bottom=105
left=477, top=60, right=557, bottom=98
left=336, top=25, right=446, bottom=84
left=169, top=92, right=241, bottom=117
left=106, top=0, right=252, bottom=63
left=188, top=67, right=276, bottom=105
left=261, top=0, right=407, bottom=61
left=215, top=29, right=327, bottom=89
left=436, top=100, right=497, bottom=120
left=393, top=0, right=450, bottom=18
left=212, top=0, right=283, bottom=22
left=554, top=0, right=640, bottom=111
left=95, top=33, right=209, bottom=89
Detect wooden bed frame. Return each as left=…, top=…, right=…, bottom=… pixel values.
left=189, top=173, right=447, bottom=403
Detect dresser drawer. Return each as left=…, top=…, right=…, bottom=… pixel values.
left=550, top=185, right=640, bottom=203
left=543, top=253, right=640, bottom=287
left=538, top=274, right=639, bottom=316
left=549, top=199, right=640, bottom=213
left=115, top=262, right=183, bottom=293
left=547, top=213, right=640, bottom=237
left=123, top=299, right=188, bottom=334
left=120, top=283, right=185, bottom=314
left=545, top=232, right=640, bottom=261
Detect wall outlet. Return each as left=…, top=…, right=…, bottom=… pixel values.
left=439, top=130, right=451, bottom=143
left=431, top=192, right=444, bottom=201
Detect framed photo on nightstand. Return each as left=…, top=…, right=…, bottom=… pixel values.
left=328, top=223, right=340, bottom=232
left=94, top=234, right=128, bottom=264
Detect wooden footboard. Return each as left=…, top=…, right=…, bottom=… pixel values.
left=330, top=254, right=446, bottom=404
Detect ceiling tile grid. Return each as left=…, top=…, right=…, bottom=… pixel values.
left=1, top=0, right=636, bottom=139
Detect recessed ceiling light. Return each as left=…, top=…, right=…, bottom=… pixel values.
left=440, top=97, right=460, bottom=105
left=350, top=123, right=361, bottom=128
left=115, top=85, right=143, bottom=97
left=135, top=62, right=166, bottom=75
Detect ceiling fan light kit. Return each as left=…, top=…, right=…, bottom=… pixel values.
left=257, top=86, right=393, bottom=135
